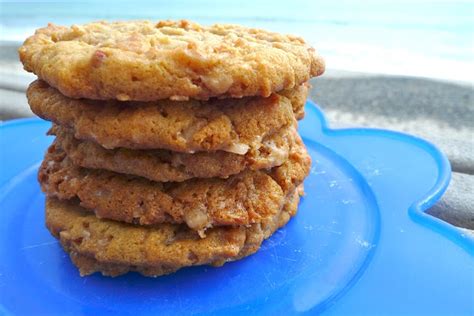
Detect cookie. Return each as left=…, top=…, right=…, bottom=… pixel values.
left=28, top=80, right=298, bottom=153
left=46, top=189, right=300, bottom=277
left=20, top=20, right=324, bottom=101
left=281, top=82, right=309, bottom=120
left=52, top=125, right=296, bottom=182
left=38, top=137, right=310, bottom=234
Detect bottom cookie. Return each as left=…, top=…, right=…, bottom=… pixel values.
left=46, top=189, right=301, bottom=277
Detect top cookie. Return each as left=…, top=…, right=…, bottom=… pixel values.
left=19, top=20, right=325, bottom=101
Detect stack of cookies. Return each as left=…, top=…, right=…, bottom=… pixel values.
left=19, top=20, right=325, bottom=277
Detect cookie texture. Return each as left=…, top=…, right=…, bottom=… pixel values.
left=19, top=20, right=324, bottom=101
left=281, top=82, right=309, bottom=120
left=39, top=138, right=310, bottom=233
left=45, top=190, right=300, bottom=277
left=28, top=80, right=297, bottom=153
left=52, top=125, right=296, bottom=182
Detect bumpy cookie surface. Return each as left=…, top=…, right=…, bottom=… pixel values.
left=20, top=20, right=324, bottom=101
left=28, top=80, right=298, bottom=153
left=52, top=125, right=296, bottom=182
left=45, top=190, right=300, bottom=277
left=281, top=82, right=309, bottom=120
left=39, top=137, right=310, bottom=234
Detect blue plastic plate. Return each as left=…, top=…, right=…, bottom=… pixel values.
left=1, top=102, right=473, bottom=315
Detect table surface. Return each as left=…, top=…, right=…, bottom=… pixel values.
left=0, top=68, right=473, bottom=236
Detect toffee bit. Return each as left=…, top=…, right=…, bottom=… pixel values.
left=91, top=50, right=107, bottom=67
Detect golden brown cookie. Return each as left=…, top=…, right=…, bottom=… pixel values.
left=45, top=189, right=300, bottom=277
left=28, top=80, right=298, bottom=153
left=20, top=20, right=324, bottom=101
left=281, top=82, right=309, bottom=120
left=39, top=137, right=310, bottom=234
left=51, top=125, right=296, bottom=182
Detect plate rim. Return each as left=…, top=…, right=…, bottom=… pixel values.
left=303, top=102, right=473, bottom=254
